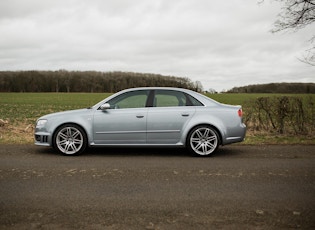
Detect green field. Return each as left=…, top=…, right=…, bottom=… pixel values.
left=0, top=93, right=111, bottom=123
left=207, top=93, right=315, bottom=109
left=0, top=93, right=314, bottom=144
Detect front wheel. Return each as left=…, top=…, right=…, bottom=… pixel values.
left=187, top=126, right=220, bottom=156
left=53, top=124, right=87, bottom=156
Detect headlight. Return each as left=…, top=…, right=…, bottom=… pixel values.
left=36, top=119, right=47, bottom=128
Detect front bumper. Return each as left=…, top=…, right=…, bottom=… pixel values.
left=34, top=132, right=51, bottom=146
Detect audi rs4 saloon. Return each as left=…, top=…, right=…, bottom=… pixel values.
left=35, top=87, right=246, bottom=156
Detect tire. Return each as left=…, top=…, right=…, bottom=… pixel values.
left=187, top=125, right=219, bottom=156
left=53, top=124, right=87, bottom=156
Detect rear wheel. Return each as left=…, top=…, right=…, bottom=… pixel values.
left=187, top=125, right=219, bottom=156
left=53, top=124, right=87, bottom=156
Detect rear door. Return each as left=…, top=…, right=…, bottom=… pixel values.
left=146, top=90, right=196, bottom=144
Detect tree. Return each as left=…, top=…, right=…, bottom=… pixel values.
left=207, top=88, right=217, bottom=94
left=271, top=0, right=315, bottom=65
left=194, top=81, right=204, bottom=92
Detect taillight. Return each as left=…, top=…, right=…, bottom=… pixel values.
left=238, top=108, right=243, bottom=117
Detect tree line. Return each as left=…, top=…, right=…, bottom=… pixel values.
left=0, top=70, right=203, bottom=93
left=227, top=83, right=315, bottom=94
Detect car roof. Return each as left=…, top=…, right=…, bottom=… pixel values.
left=120, top=86, right=192, bottom=92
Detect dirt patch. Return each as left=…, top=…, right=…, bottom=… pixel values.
left=0, top=120, right=34, bottom=144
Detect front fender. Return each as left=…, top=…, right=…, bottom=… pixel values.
left=46, top=114, right=93, bottom=146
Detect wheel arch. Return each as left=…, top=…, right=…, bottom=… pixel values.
left=52, top=122, right=89, bottom=146
left=185, top=123, right=223, bottom=146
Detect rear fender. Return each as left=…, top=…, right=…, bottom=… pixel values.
left=181, top=113, right=227, bottom=146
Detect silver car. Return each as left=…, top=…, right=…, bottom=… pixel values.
left=35, top=87, right=246, bottom=156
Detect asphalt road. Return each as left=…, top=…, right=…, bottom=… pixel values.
left=0, top=144, right=314, bottom=229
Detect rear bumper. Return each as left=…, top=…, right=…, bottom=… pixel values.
left=223, top=123, right=246, bottom=145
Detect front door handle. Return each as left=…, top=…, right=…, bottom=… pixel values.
left=136, top=115, right=144, bottom=118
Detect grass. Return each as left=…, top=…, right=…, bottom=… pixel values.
left=0, top=92, right=314, bottom=144
left=0, top=93, right=110, bottom=122
left=0, top=93, right=110, bottom=144
left=206, top=93, right=315, bottom=109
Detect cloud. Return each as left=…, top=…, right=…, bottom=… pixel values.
left=0, top=0, right=314, bottom=91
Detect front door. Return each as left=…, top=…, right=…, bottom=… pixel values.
left=93, top=90, right=149, bottom=145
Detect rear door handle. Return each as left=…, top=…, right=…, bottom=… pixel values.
left=181, top=113, right=190, bottom=117
left=136, top=115, right=144, bottom=118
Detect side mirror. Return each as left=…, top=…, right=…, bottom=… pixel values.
left=100, top=103, right=111, bottom=110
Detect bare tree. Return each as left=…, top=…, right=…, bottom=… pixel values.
left=270, top=0, right=315, bottom=65
left=194, top=81, right=204, bottom=92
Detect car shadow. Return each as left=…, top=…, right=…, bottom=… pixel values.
left=35, top=145, right=241, bottom=158
left=84, top=147, right=191, bottom=157
left=213, top=146, right=244, bottom=158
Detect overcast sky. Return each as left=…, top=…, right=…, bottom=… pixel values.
left=0, top=0, right=314, bottom=92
